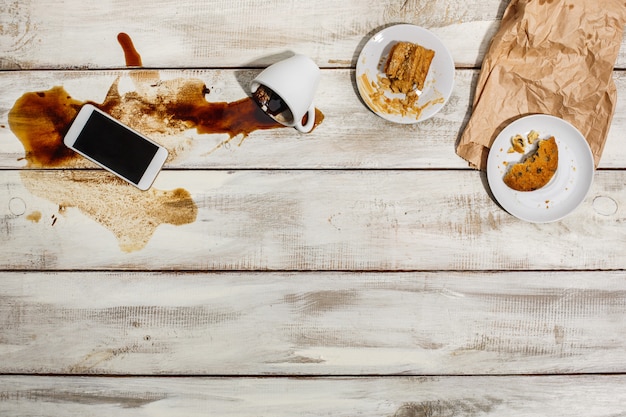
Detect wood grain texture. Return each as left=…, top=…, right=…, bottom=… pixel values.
left=1, top=271, right=626, bottom=375
left=1, top=170, right=625, bottom=270
left=2, top=0, right=626, bottom=415
left=2, top=69, right=625, bottom=169
left=1, top=0, right=624, bottom=70
left=0, top=0, right=510, bottom=69
left=0, top=68, right=473, bottom=169
left=2, top=375, right=626, bottom=416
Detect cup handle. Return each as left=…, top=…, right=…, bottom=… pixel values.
left=295, top=105, right=316, bottom=133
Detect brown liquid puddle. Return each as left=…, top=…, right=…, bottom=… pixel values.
left=7, top=33, right=324, bottom=252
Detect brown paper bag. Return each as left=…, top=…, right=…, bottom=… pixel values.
left=457, top=0, right=626, bottom=170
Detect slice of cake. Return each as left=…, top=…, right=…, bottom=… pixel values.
left=503, top=136, right=559, bottom=192
left=385, top=41, right=435, bottom=94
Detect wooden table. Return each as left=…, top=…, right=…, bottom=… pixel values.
left=2, top=1, right=626, bottom=415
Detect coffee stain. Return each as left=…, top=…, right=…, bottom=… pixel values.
left=7, top=32, right=323, bottom=252
left=25, top=211, right=41, bottom=223
left=8, top=87, right=83, bottom=168
left=21, top=171, right=196, bottom=252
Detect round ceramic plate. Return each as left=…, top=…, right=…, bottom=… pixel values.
left=355, top=24, right=455, bottom=123
left=486, top=114, right=594, bottom=223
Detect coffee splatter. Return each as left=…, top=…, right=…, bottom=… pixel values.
left=6, top=33, right=326, bottom=251
left=20, top=171, right=196, bottom=252
left=8, top=87, right=83, bottom=167
left=97, top=75, right=286, bottom=145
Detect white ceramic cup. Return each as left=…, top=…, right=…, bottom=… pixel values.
left=250, top=54, right=320, bottom=133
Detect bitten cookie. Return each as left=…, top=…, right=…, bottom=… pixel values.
left=503, top=136, right=558, bottom=191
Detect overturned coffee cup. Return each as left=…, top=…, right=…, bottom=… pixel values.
left=251, top=54, right=320, bottom=133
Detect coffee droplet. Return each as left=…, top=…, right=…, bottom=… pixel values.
left=26, top=211, right=42, bottom=223
left=117, top=32, right=143, bottom=67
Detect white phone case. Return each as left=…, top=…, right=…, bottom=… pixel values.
left=63, top=104, right=169, bottom=190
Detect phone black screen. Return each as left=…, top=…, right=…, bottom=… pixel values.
left=72, top=111, right=159, bottom=184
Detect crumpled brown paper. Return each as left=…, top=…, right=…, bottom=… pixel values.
left=457, top=0, right=626, bottom=170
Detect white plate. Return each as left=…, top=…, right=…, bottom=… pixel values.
left=355, top=24, right=455, bottom=123
left=486, top=114, right=595, bottom=223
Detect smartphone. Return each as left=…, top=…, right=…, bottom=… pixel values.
left=64, top=104, right=168, bottom=190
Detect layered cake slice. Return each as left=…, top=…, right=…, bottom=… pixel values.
left=384, top=41, right=435, bottom=94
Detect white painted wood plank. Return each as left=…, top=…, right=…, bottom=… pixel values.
left=0, top=0, right=510, bottom=69
left=0, top=169, right=623, bottom=270
left=1, top=69, right=626, bottom=169
left=2, top=375, right=626, bottom=416
left=1, top=170, right=625, bottom=270
left=1, top=1, right=625, bottom=70
left=1, top=271, right=625, bottom=375
left=0, top=68, right=470, bottom=170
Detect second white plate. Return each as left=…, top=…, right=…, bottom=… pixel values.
left=486, top=114, right=595, bottom=223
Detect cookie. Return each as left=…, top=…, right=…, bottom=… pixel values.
left=503, top=136, right=558, bottom=191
